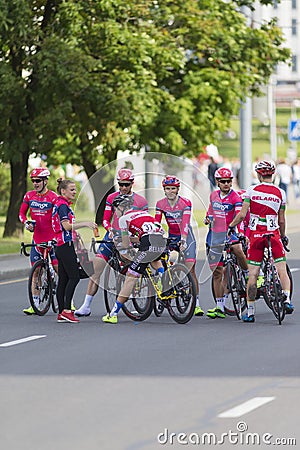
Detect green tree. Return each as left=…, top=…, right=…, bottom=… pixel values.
left=0, top=0, right=290, bottom=236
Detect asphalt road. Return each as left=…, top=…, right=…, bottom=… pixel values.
left=1, top=236, right=300, bottom=450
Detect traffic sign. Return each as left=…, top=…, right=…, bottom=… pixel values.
left=288, top=119, right=300, bottom=141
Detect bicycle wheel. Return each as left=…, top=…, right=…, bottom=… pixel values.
left=104, top=264, right=120, bottom=314
left=270, top=265, right=285, bottom=325
left=166, top=264, right=196, bottom=324
left=286, top=264, right=293, bottom=299
left=122, top=270, right=154, bottom=322
left=28, top=260, right=53, bottom=316
left=50, top=271, right=58, bottom=313
left=153, top=298, right=165, bottom=317
left=226, top=262, right=247, bottom=320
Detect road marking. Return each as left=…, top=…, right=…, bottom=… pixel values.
left=218, top=397, right=275, bottom=418
left=290, top=268, right=300, bottom=273
left=0, top=277, right=27, bottom=286
left=0, top=335, right=46, bottom=348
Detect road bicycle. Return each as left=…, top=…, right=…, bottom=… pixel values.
left=90, top=237, right=150, bottom=320
left=100, top=238, right=196, bottom=324
left=211, top=235, right=248, bottom=319
left=20, top=240, right=58, bottom=315
left=259, top=233, right=290, bottom=325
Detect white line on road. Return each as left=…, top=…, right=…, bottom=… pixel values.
left=218, top=397, right=275, bottom=418
left=0, top=277, right=27, bottom=285
left=0, top=335, right=47, bottom=348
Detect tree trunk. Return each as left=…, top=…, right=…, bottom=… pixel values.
left=3, top=153, right=29, bottom=238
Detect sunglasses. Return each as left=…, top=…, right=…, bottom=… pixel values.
left=32, top=179, right=43, bottom=183
left=118, top=182, right=132, bottom=187
left=218, top=179, right=232, bottom=184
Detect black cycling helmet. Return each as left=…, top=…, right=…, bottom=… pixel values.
left=112, top=194, right=134, bottom=209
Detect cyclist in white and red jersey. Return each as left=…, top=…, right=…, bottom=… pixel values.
left=19, top=168, right=58, bottom=315
left=102, top=195, right=166, bottom=324
left=204, top=167, right=249, bottom=319
left=229, top=160, right=293, bottom=322
left=75, top=168, right=148, bottom=317
left=155, top=175, right=204, bottom=317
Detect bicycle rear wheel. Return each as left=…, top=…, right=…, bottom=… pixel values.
left=270, top=266, right=285, bottom=325
left=226, top=262, right=247, bottom=320
left=166, top=264, right=196, bottom=324
left=28, top=260, right=53, bottom=316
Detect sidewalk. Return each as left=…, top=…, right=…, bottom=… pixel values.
left=1, top=198, right=300, bottom=282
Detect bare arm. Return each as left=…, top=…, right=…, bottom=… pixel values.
left=229, top=202, right=250, bottom=228
left=278, top=208, right=286, bottom=237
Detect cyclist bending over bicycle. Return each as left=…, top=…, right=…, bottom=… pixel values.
left=102, top=195, right=166, bottom=324
left=229, top=160, right=293, bottom=323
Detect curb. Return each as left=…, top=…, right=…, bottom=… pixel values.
left=0, top=268, right=29, bottom=282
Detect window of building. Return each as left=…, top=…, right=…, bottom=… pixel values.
left=292, top=55, right=297, bottom=72
left=292, top=0, right=297, bottom=9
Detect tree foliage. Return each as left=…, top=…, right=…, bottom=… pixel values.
left=0, top=0, right=290, bottom=236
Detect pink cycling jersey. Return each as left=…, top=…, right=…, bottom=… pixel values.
left=119, top=210, right=164, bottom=240
left=155, top=196, right=191, bottom=236
left=102, top=191, right=148, bottom=231
left=207, top=189, right=243, bottom=233
left=19, top=189, right=57, bottom=243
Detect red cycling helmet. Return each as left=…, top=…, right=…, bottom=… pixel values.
left=255, top=160, right=276, bottom=176
left=30, top=168, right=50, bottom=179
left=117, top=168, right=134, bottom=182
left=162, top=175, right=180, bottom=187
left=214, top=167, right=233, bottom=179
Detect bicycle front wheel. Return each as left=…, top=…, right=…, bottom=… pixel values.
left=166, top=264, right=196, bottom=324
left=226, top=262, right=247, bottom=320
left=28, top=260, right=53, bottom=316
left=122, top=270, right=154, bottom=322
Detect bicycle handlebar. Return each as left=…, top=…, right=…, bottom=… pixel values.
left=20, top=240, right=57, bottom=257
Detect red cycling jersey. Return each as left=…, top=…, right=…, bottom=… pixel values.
left=119, top=210, right=164, bottom=240
left=244, top=182, right=286, bottom=234
left=19, top=189, right=58, bottom=243
left=155, top=196, right=192, bottom=236
left=102, top=191, right=148, bottom=231
left=244, top=183, right=286, bottom=263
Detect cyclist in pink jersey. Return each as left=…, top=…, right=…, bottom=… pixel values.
left=155, top=175, right=204, bottom=317
left=75, top=168, right=148, bottom=317
left=102, top=195, right=166, bottom=324
left=229, top=160, right=293, bottom=322
left=19, top=168, right=59, bottom=315
left=204, top=167, right=249, bottom=319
